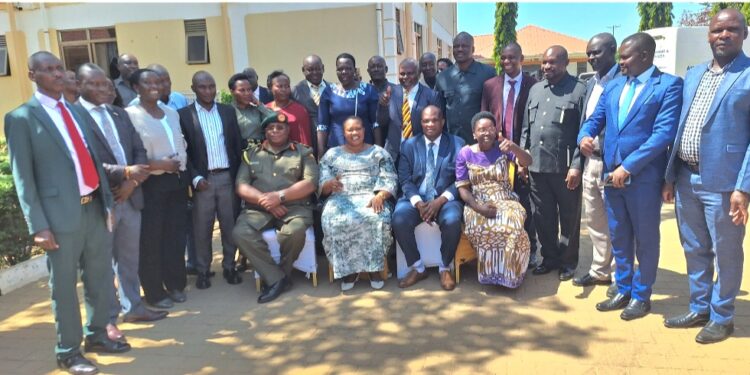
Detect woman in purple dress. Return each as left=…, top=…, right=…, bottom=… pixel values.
left=455, top=112, right=533, bottom=287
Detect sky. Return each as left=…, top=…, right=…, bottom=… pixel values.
left=457, top=2, right=706, bottom=42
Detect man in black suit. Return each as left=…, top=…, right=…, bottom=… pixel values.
left=179, top=71, right=243, bottom=289
left=75, top=64, right=168, bottom=340
left=480, top=42, right=539, bottom=268
left=292, top=54, right=330, bottom=158
left=243, top=67, right=273, bottom=104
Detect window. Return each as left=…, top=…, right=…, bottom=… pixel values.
left=414, top=22, right=423, bottom=57
left=185, top=19, right=210, bottom=64
left=395, top=8, right=404, bottom=55
left=0, top=35, right=9, bottom=76
left=58, top=27, right=117, bottom=76
left=437, top=39, right=443, bottom=58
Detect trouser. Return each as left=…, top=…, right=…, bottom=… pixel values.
left=186, top=199, right=197, bottom=268
left=233, top=212, right=308, bottom=285
left=582, top=156, right=614, bottom=279
left=675, top=164, right=745, bottom=324
left=515, top=176, right=538, bottom=260
left=139, top=176, right=188, bottom=304
left=108, top=200, right=145, bottom=323
left=192, top=171, right=239, bottom=274
left=47, top=196, right=112, bottom=360
left=530, top=172, right=581, bottom=268
left=392, top=199, right=463, bottom=269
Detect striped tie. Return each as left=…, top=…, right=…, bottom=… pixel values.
left=401, top=96, right=412, bottom=139
left=311, top=88, right=320, bottom=106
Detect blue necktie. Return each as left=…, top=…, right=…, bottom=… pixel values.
left=618, top=78, right=639, bottom=129
left=423, top=142, right=437, bottom=201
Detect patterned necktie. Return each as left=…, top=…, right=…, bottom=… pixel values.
left=618, top=78, right=639, bottom=129
left=503, top=79, right=516, bottom=139
left=57, top=102, right=99, bottom=190
left=95, top=106, right=127, bottom=165
left=311, top=86, right=320, bottom=106
left=423, top=142, right=437, bottom=200
left=402, top=93, right=412, bottom=139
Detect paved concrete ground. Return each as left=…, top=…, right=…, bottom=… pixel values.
left=0, top=206, right=748, bottom=374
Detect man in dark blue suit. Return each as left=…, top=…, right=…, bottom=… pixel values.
left=662, top=9, right=750, bottom=344
left=377, top=58, right=442, bottom=165
left=243, top=67, right=273, bottom=104
left=392, top=105, right=464, bottom=291
left=578, top=32, right=682, bottom=321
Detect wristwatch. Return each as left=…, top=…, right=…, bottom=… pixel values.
left=278, top=190, right=286, bottom=203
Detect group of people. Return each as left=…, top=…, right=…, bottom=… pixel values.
left=3, top=8, right=749, bottom=375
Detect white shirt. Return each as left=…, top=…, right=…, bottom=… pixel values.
left=79, top=98, right=127, bottom=164
left=193, top=102, right=230, bottom=187
left=585, top=64, right=619, bottom=118
left=409, top=134, right=455, bottom=207
left=34, top=91, right=97, bottom=196
left=619, top=65, right=656, bottom=115
left=503, top=72, right=523, bottom=116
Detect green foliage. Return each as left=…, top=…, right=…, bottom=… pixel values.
left=637, top=3, right=674, bottom=31
left=0, top=139, right=35, bottom=269
left=218, top=90, right=233, bottom=105
left=709, top=2, right=750, bottom=20
left=492, top=2, right=519, bottom=75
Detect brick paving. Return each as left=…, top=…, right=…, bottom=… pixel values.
left=0, top=206, right=748, bottom=374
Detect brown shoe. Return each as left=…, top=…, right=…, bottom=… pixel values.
left=106, top=323, right=126, bottom=342
left=398, top=269, right=428, bottom=288
left=440, top=270, right=456, bottom=291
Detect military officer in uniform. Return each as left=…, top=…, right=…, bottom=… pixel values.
left=232, top=112, right=319, bottom=304
left=520, top=45, right=587, bottom=281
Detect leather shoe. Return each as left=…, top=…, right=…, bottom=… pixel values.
left=696, top=321, right=734, bottom=344
left=123, top=309, right=169, bottom=323
left=558, top=266, right=575, bottom=281
left=532, top=263, right=558, bottom=275
left=440, top=270, right=456, bottom=291
left=223, top=268, right=243, bottom=285
left=620, top=299, right=651, bottom=321
left=572, top=274, right=611, bottom=287
left=105, top=324, right=125, bottom=342
left=596, top=293, right=630, bottom=311
left=84, top=336, right=131, bottom=354
left=168, top=289, right=186, bottom=303
left=606, top=283, right=618, bottom=298
left=398, top=269, right=428, bottom=288
left=257, top=277, right=290, bottom=304
left=664, top=311, right=710, bottom=328
left=196, top=273, right=211, bottom=289
left=57, top=353, right=99, bottom=375
left=185, top=266, right=199, bottom=276
left=149, top=297, right=174, bottom=309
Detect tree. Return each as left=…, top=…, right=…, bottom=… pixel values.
left=679, top=3, right=712, bottom=26
left=637, top=3, right=674, bottom=31
left=709, top=2, right=750, bottom=20
left=492, top=2, right=518, bottom=74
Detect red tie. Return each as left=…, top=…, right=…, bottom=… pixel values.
left=56, top=102, right=99, bottom=190
left=503, top=79, right=516, bottom=140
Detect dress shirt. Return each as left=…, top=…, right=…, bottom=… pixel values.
left=586, top=64, right=619, bottom=118
left=619, top=65, right=656, bottom=114
left=409, top=134, right=455, bottom=207
left=79, top=98, right=127, bottom=164
left=34, top=91, right=96, bottom=196
left=193, top=102, right=230, bottom=187
left=306, top=80, right=327, bottom=98
left=253, top=86, right=260, bottom=100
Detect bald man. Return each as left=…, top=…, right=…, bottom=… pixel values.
left=114, top=53, right=139, bottom=106
left=293, top=54, right=330, bottom=157
left=419, top=52, right=438, bottom=89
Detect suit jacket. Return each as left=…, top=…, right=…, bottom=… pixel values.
left=74, top=102, right=148, bottom=210
left=4, top=96, right=113, bottom=235
left=377, top=83, right=443, bottom=163
left=665, top=52, right=750, bottom=192
left=397, top=134, right=465, bottom=202
left=293, top=80, right=330, bottom=148
left=258, top=86, right=273, bottom=105
left=178, top=103, right=243, bottom=183
left=480, top=73, right=537, bottom=144
left=578, top=67, right=683, bottom=183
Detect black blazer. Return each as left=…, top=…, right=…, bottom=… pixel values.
left=178, top=103, right=243, bottom=183
left=258, top=86, right=273, bottom=105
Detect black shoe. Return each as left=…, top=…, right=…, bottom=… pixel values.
left=168, top=289, right=186, bottom=303
left=185, top=266, right=199, bottom=276
left=527, top=259, right=537, bottom=270
left=223, top=268, right=243, bottom=285
left=257, top=277, right=290, bottom=304
left=57, top=353, right=99, bottom=375
left=149, top=297, right=174, bottom=309
left=596, top=293, right=631, bottom=311
left=664, top=311, right=710, bottom=328
left=236, top=256, right=249, bottom=273
left=572, top=274, right=612, bottom=287
left=532, top=263, right=558, bottom=275
left=195, top=273, right=211, bottom=289
left=84, top=337, right=131, bottom=354
left=558, top=266, right=575, bottom=281
left=620, top=299, right=651, bottom=321
left=606, top=283, right=618, bottom=298
left=696, top=321, right=734, bottom=344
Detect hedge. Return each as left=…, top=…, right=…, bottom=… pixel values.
left=0, top=139, right=36, bottom=269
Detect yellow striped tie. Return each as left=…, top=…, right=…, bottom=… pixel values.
left=401, top=96, right=412, bottom=139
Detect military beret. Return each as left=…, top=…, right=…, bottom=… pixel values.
left=260, top=111, right=288, bottom=130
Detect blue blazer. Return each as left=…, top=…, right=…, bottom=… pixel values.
left=578, top=67, right=683, bottom=183
left=377, top=83, right=443, bottom=162
left=665, top=52, right=750, bottom=193
left=397, top=134, right=464, bottom=202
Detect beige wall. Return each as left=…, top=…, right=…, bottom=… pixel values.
left=244, top=5, right=378, bottom=86
left=431, top=3, right=456, bottom=36
left=115, top=16, right=232, bottom=95
left=0, top=31, right=31, bottom=136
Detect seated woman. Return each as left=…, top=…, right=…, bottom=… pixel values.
left=455, top=112, right=533, bottom=287
left=319, top=116, right=397, bottom=291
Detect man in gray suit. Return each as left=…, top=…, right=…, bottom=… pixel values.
left=76, top=63, right=168, bottom=337
left=292, top=54, right=330, bottom=158
left=5, top=52, right=129, bottom=375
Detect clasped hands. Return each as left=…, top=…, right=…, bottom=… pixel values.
left=415, top=196, right=447, bottom=224
left=258, top=191, right=287, bottom=219
left=113, top=164, right=151, bottom=203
